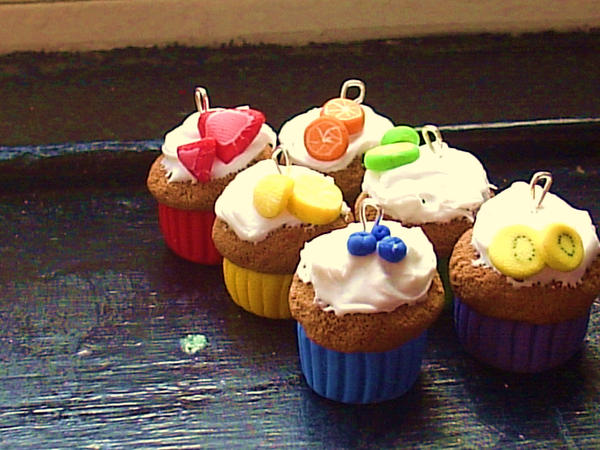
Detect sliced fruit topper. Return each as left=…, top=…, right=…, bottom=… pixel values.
left=540, top=223, right=584, bottom=272
left=253, top=173, right=295, bottom=219
left=364, top=142, right=420, bottom=171
left=320, top=79, right=366, bottom=135
left=488, top=224, right=546, bottom=279
left=304, top=116, right=349, bottom=162
left=287, top=174, right=343, bottom=225
left=380, top=125, right=420, bottom=146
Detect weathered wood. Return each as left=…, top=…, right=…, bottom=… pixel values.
left=0, top=140, right=598, bottom=447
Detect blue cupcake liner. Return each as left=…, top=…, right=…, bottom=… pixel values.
left=453, top=297, right=590, bottom=373
left=296, top=323, right=426, bottom=403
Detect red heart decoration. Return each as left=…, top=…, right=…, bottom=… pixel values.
left=177, top=137, right=217, bottom=183
left=198, top=108, right=265, bottom=163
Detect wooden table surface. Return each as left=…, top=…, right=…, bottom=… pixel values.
left=0, top=122, right=598, bottom=448
left=1, top=33, right=600, bottom=448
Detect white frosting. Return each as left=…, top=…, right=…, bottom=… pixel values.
left=296, top=221, right=437, bottom=316
left=160, top=109, right=276, bottom=183
left=214, top=159, right=349, bottom=242
left=361, top=142, right=493, bottom=224
left=278, top=105, right=394, bottom=172
left=471, top=181, right=600, bottom=286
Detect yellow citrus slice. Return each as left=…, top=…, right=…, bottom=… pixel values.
left=540, top=223, right=584, bottom=271
left=287, top=174, right=343, bottom=225
left=253, top=173, right=294, bottom=218
left=488, top=224, right=545, bottom=279
left=321, top=97, right=365, bottom=135
left=304, top=116, right=349, bottom=161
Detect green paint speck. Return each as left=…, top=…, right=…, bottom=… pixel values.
left=180, top=334, right=209, bottom=355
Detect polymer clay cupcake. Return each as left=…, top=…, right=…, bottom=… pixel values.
left=278, top=79, right=394, bottom=204
left=450, top=172, right=600, bottom=372
left=212, top=149, right=353, bottom=319
left=359, top=124, right=494, bottom=303
left=290, top=201, right=444, bottom=403
left=147, top=87, right=276, bottom=264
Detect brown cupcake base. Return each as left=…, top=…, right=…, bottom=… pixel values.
left=289, top=273, right=444, bottom=353
left=212, top=212, right=353, bottom=274
left=449, top=228, right=600, bottom=324
left=146, top=145, right=272, bottom=211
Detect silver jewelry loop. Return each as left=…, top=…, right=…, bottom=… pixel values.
left=340, top=79, right=366, bottom=104
left=359, top=197, right=383, bottom=232
left=194, top=87, right=210, bottom=113
left=270, top=146, right=291, bottom=175
left=421, top=124, right=444, bottom=156
left=530, top=171, right=553, bottom=210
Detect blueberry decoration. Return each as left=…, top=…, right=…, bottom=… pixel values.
left=371, top=223, right=391, bottom=241
left=347, top=231, right=377, bottom=256
left=377, top=236, right=407, bottom=262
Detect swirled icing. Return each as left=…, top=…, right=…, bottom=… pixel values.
left=214, top=159, right=349, bottom=242
left=296, top=221, right=437, bottom=315
left=471, top=181, right=600, bottom=286
left=160, top=109, right=276, bottom=183
left=278, top=105, right=394, bottom=172
left=361, top=142, right=493, bottom=224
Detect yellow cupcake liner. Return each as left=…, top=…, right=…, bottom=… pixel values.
left=222, top=258, right=293, bottom=319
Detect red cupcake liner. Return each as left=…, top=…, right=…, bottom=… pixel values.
left=157, top=203, right=222, bottom=264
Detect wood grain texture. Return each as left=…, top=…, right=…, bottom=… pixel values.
left=0, top=144, right=598, bottom=447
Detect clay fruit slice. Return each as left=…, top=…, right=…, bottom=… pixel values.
left=287, top=175, right=343, bottom=225
left=253, top=174, right=295, bottom=218
left=321, top=97, right=365, bottom=135
left=176, top=137, right=217, bottom=182
left=364, top=142, right=419, bottom=171
left=198, top=108, right=265, bottom=164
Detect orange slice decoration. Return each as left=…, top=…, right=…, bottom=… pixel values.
left=304, top=116, right=349, bottom=161
left=321, top=97, right=365, bottom=135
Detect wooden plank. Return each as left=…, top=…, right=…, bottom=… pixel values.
left=0, top=146, right=598, bottom=447
left=1, top=0, right=599, bottom=53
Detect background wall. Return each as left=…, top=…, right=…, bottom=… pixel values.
left=1, top=0, right=599, bottom=54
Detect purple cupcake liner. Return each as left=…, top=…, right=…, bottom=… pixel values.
left=296, top=323, right=426, bottom=403
left=453, top=297, right=590, bottom=373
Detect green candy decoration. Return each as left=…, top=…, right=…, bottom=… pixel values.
left=380, top=125, right=420, bottom=146
left=364, top=142, right=420, bottom=171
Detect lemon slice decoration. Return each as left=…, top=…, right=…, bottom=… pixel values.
left=287, top=175, right=343, bottom=225
left=253, top=173, right=295, bottom=218
left=488, top=224, right=546, bottom=279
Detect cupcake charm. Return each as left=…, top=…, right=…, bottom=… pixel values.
left=147, top=86, right=276, bottom=264
left=279, top=78, right=394, bottom=205
left=450, top=171, right=600, bottom=372
left=290, top=199, right=444, bottom=403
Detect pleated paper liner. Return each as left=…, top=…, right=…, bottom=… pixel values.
left=296, top=323, right=426, bottom=403
left=158, top=203, right=222, bottom=265
left=453, top=297, right=590, bottom=373
left=222, top=258, right=293, bottom=319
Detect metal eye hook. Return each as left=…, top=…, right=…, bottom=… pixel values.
left=340, top=79, right=366, bottom=104
left=270, top=146, right=291, bottom=175
left=359, top=197, right=383, bottom=232
left=194, top=87, right=210, bottom=113
left=421, top=124, right=444, bottom=157
left=530, top=171, right=553, bottom=210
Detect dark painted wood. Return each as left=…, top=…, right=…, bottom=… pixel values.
left=0, top=131, right=598, bottom=447
left=0, top=32, right=599, bottom=447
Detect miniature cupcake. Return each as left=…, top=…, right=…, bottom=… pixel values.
left=450, top=172, right=600, bottom=372
left=359, top=124, right=495, bottom=303
left=147, top=87, right=277, bottom=264
left=278, top=79, right=394, bottom=205
left=290, top=201, right=444, bottom=403
left=212, top=150, right=353, bottom=319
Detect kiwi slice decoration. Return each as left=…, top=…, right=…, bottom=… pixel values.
left=488, top=224, right=546, bottom=279
left=540, top=223, right=584, bottom=272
